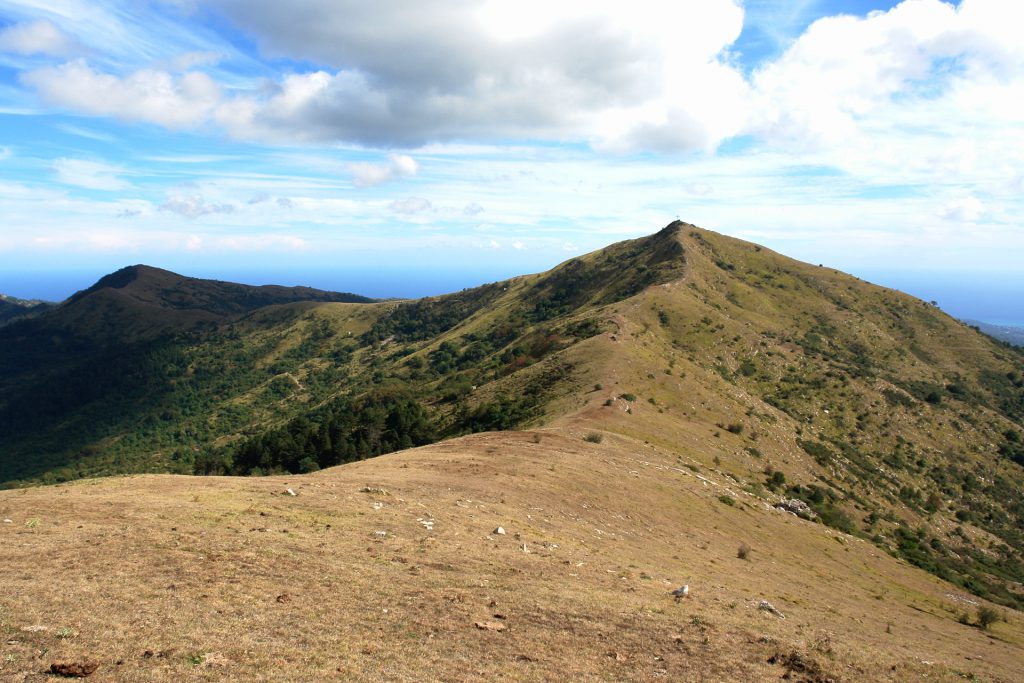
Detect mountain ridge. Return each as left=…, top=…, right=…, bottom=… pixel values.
left=1, top=221, right=1022, bottom=610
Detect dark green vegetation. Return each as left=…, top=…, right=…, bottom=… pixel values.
left=0, top=293, right=53, bottom=325
left=0, top=228, right=682, bottom=486
left=1, top=222, right=1022, bottom=612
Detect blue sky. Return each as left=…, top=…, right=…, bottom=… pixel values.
left=0, top=1, right=1021, bottom=323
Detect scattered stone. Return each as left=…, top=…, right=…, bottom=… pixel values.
left=418, top=518, right=434, bottom=530
left=20, top=625, right=48, bottom=633
left=372, top=502, right=385, bottom=510
left=609, top=651, right=628, bottom=662
left=494, top=526, right=506, bottom=535
left=50, top=659, right=99, bottom=677
left=774, top=499, right=817, bottom=520
left=203, top=651, right=230, bottom=668
left=475, top=621, right=507, bottom=632
left=671, top=584, right=689, bottom=599
left=285, top=488, right=297, bottom=496
left=360, top=487, right=389, bottom=495
left=521, top=543, right=529, bottom=553
left=3, top=518, right=12, bottom=523
left=374, top=530, right=388, bottom=537
left=758, top=600, right=786, bottom=619
left=276, top=593, right=291, bottom=603
left=767, top=650, right=834, bottom=683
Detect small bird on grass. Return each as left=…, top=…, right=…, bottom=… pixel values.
left=671, top=584, right=689, bottom=600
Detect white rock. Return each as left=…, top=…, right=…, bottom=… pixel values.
left=2, top=519, right=12, bottom=524
left=374, top=530, right=387, bottom=537
left=494, top=526, right=506, bottom=535
left=285, top=488, right=297, bottom=496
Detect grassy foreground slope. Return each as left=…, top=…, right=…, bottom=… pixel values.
left=2, top=430, right=1022, bottom=682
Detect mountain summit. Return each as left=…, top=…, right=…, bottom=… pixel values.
left=46, top=264, right=374, bottom=342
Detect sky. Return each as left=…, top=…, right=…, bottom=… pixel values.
left=0, top=1, right=1021, bottom=323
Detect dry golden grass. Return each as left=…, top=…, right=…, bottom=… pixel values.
left=2, top=427, right=1020, bottom=681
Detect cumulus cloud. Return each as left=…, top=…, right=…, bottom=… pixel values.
left=247, top=191, right=271, bottom=204
left=463, top=202, right=484, bottom=216
left=0, top=20, right=77, bottom=56
left=350, top=153, right=419, bottom=187
left=23, top=59, right=220, bottom=128
left=173, top=0, right=749, bottom=150
left=160, top=194, right=236, bottom=218
left=53, top=158, right=130, bottom=191
left=10, top=0, right=1024, bottom=181
left=389, top=197, right=432, bottom=214
left=0, top=146, right=10, bottom=161
left=750, top=0, right=1024, bottom=150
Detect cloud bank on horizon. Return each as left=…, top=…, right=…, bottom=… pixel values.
left=0, top=0, right=1021, bottom=291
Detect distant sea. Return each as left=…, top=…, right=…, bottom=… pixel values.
left=0, top=266, right=524, bottom=304
left=3, top=267, right=1022, bottom=330
left=853, top=270, right=1024, bottom=329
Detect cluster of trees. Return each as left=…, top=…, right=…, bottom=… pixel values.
left=196, top=389, right=436, bottom=476
left=362, top=283, right=505, bottom=343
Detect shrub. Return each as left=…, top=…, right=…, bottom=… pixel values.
left=766, top=470, right=786, bottom=491
left=583, top=432, right=604, bottom=444
left=719, top=494, right=736, bottom=506
left=977, top=606, right=1000, bottom=630
left=619, top=393, right=637, bottom=402
left=737, top=543, right=751, bottom=560
left=725, top=422, right=744, bottom=434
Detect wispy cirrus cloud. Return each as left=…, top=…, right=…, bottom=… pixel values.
left=53, top=158, right=130, bottom=191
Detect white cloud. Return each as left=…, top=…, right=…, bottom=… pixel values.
left=0, top=20, right=77, bottom=56
left=23, top=59, right=220, bottom=128
left=940, top=196, right=985, bottom=223
left=160, top=194, right=236, bottom=218
left=53, top=158, right=130, bottom=191
left=350, top=153, right=419, bottom=187
left=0, top=146, right=10, bottom=161
left=463, top=202, right=484, bottom=216
left=172, top=0, right=750, bottom=151
left=389, top=197, right=432, bottom=214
